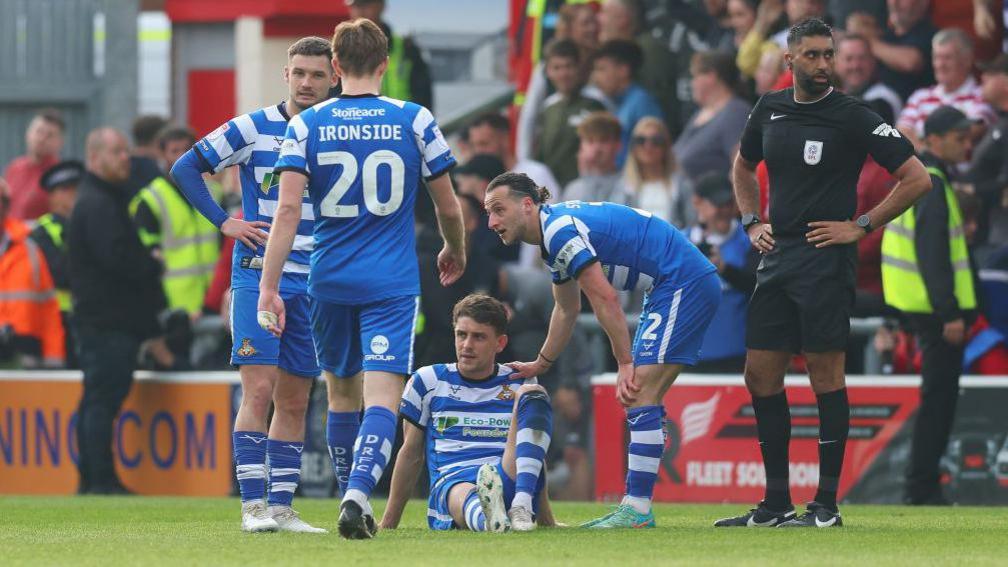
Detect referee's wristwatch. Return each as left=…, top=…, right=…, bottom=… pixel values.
left=856, top=214, right=874, bottom=234
left=741, top=213, right=761, bottom=232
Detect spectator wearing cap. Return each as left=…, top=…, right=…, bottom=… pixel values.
left=453, top=153, right=517, bottom=264
left=846, top=0, right=936, bottom=102
left=881, top=106, right=979, bottom=504
left=30, top=160, right=83, bottom=366
left=897, top=28, right=996, bottom=150
left=590, top=39, right=664, bottom=167
left=564, top=111, right=629, bottom=204
left=837, top=34, right=904, bottom=125
left=4, top=109, right=65, bottom=221
left=0, top=176, right=65, bottom=369
left=968, top=53, right=1008, bottom=251
left=682, top=171, right=757, bottom=373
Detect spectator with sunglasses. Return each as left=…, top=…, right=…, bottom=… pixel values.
left=621, top=117, right=695, bottom=228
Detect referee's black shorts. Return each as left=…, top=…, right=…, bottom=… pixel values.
left=745, top=236, right=856, bottom=353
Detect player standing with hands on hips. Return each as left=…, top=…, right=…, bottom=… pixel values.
left=716, top=18, right=930, bottom=529
left=257, top=19, right=466, bottom=540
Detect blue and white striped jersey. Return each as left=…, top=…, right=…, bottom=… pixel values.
left=539, top=201, right=716, bottom=290
left=274, top=94, right=455, bottom=304
left=194, top=103, right=313, bottom=293
left=400, top=363, right=536, bottom=483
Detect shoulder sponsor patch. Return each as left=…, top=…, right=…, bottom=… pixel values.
left=207, top=123, right=229, bottom=140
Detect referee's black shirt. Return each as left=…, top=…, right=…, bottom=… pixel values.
left=739, top=88, right=916, bottom=237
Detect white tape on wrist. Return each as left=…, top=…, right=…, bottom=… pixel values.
left=257, top=311, right=278, bottom=330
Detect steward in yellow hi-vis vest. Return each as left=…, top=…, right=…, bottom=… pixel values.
left=881, top=105, right=978, bottom=505
left=882, top=166, right=976, bottom=315
left=130, top=127, right=220, bottom=316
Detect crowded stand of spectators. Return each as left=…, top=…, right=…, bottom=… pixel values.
left=3, top=0, right=1008, bottom=499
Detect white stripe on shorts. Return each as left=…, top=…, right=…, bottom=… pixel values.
left=657, top=288, right=683, bottom=363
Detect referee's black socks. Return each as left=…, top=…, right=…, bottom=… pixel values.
left=814, top=387, right=849, bottom=511
left=752, top=391, right=791, bottom=511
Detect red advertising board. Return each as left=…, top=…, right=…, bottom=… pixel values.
left=593, top=374, right=1008, bottom=504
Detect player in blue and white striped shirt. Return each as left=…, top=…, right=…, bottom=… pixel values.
left=170, top=37, right=334, bottom=534
left=380, top=294, right=557, bottom=533
left=484, top=172, right=721, bottom=529
left=257, top=19, right=466, bottom=539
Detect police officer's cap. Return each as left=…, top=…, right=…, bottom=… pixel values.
left=40, top=160, right=85, bottom=192
left=923, top=106, right=974, bottom=137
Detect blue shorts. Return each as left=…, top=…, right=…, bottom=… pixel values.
left=427, top=461, right=544, bottom=530
left=310, top=294, right=419, bottom=377
left=632, top=271, right=721, bottom=367
left=230, top=287, right=320, bottom=378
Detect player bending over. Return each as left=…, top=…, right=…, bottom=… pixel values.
left=380, top=294, right=557, bottom=533
left=485, top=172, right=721, bottom=529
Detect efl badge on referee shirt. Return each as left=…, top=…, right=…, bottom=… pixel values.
left=497, top=383, right=515, bottom=401
left=804, top=140, right=823, bottom=165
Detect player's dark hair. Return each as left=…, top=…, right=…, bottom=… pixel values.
left=453, top=294, right=509, bottom=336
left=691, top=50, right=740, bottom=93
left=787, top=17, right=833, bottom=48
left=331, top=18, right=388, bottom=77
left=156, top=124, right=197, bottom=150
left=288, top=36, right=333, bottom=61
left=34, top=108, right=66, bottom=133
left=132, top=115, right=168, bottom=147
left=593, top=39, right=644, bottom=76
left=543, top=38, right=581, bottom=64
left=576, top=111, right=622, bottom=142
left=486, top=171, right=551, bottom=205
left=469, top=112, right=510, bottom=134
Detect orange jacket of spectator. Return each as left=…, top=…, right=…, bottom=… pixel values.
left=0, top=216, right=65, bottom=363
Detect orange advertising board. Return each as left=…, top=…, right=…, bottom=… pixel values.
left=0, top=372, right=235, bottom=496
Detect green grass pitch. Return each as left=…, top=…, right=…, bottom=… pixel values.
left=2, top=497, right=1006, bottom=566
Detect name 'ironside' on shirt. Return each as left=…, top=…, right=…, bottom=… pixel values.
left=274, top=94, right=456, bottom=304
left=738, top=88, right=916, bottom=237
left=538, top=201, right=716, bottom=290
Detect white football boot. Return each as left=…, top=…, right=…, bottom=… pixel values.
left=241, top=501, right=279, bottom=532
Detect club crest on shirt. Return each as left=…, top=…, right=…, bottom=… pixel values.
left=497, top=383, right=515, bottom=401
left=236, top=338, right=257, bottom=357
left=803, top=140, right=823, bottom=165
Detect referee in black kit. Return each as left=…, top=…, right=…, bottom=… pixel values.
left=715, top=18, right=931, bottom=528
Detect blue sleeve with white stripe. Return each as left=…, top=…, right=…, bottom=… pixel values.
left=400, top=369, right=432, bottom=427
left=275, top=110, right=312, bottom=176
left=409, top=104, right=456, bottom=179
left=194, top=115, right=256, bottom=172
left=544, top=216, right=597, bottom=284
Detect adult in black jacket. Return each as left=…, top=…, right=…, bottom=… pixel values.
left=68, top=127, right=165, bottom=494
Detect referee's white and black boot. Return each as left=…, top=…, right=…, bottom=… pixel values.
left=777, top=502, right=843, bottom=528
left=268, top=505, right=328, bottom=533
left=241, top=501, right=280, bottom=532
left=713, top=501, right=796, bottom=527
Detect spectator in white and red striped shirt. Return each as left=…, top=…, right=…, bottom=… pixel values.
left=897, top=28, right=996, bottom=149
